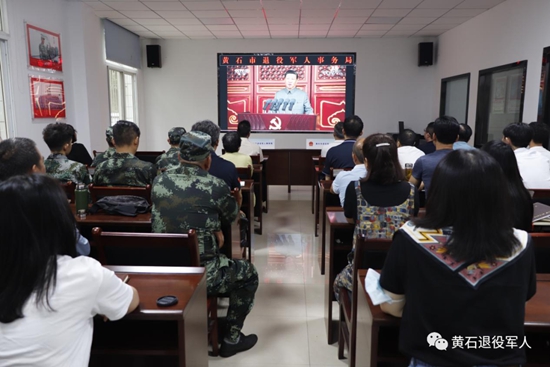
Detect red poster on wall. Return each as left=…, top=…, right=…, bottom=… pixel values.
left=26, top=23, right=63, bottom=72
left=30, top=76, right=66, bottom=119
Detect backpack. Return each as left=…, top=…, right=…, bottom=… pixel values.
left=89, top=195, right=150, bottom=217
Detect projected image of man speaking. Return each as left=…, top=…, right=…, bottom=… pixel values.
left=272, top=70, right=314, bottom=115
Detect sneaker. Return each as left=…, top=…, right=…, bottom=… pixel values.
left=219, top=333, right=258, bottom=357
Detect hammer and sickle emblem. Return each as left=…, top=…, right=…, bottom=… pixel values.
left=269, top=117, right=282, bottom=130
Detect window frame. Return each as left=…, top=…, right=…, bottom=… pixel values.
left=106, top=61, right=138, bottom=126
left=439, top=73, right=471, bottom=125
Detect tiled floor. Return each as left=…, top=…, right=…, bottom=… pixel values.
left=208, top=186, right=346, bottom=367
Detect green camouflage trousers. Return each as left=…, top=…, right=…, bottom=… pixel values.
left=207, top=257, right=258, bottom=342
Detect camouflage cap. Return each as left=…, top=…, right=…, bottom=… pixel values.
left=179, top=131, right=212, bottom=162
left=168, top=127, right=186, bottom=143
left=105, top=127, right=113, bottom=140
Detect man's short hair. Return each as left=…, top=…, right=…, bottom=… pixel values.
left=191, top=120, right=220, bottom=147
left=458, top=123, right=473, bottom=143
left=285, top=70, right=298, bottom=78
left=503, top=122, right=532, bottom=148
left=433, top=116, right=459, bottom=145
left=42, top=123, right=73, bottom=151
left=0, top=138, right=41, bottom=181
left=529, top=122, right=550, bottom=148
left=222, top=132, right=241, bottom=153
left=398, top=129, right=419, bottom=147
left=333, top=121, right=344, bottom=139
left=425, top=122, right=434, bottom=138
left=113, top=120, right=140, bottom=147
left=343, top=115, right=363, bottom=139
left=237, top=120, right=251, bottom=138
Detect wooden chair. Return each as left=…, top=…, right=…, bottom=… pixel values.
left=88, top=184, right=152, bottom=205
left=250, top=155, right=261, bottom=164
left=532, top=189, right=550, bottom=206
left=312, top=156, right=326, bottom=216
left=92, top=150, right=99, bottom=158
left=236, top=166, right=253, bottom=180
left=338, top=235, right=392, bottom=367
left=91, top=228, right=221, bottom=356
left=134, top=151, right=165, bottom=164
left=61, top=181, right=76, bottom=203
left=530, top=232, right=550, bottom=273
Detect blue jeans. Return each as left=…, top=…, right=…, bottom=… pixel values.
left=409, top=358, right=502, bottom=367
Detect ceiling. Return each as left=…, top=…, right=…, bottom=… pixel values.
left=76, top=0, right=506, bottom=40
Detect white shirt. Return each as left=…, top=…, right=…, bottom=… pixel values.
left=397, top=146, right=425, bottom=169
left=514, top=147, right=550, bottom=189
left=529, top=145, right=550, bottom=161
left=320, top=140, right=344, bottom=158
left=331, top=164, right=368, bottom=206
left=239, top=137, right=263, bottom=161
left=0, top=256, right=133, bottom=367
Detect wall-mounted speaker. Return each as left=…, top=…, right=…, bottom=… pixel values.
left=418, top=42, right=433, bottom=66
left=146, top=45, right=161, bottom=68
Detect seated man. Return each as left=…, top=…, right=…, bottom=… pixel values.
left=322, top=115, right=364, bottom=178
left=453, top=123, right=476, bottom=150
left=151, top=131, right=258, bottom=357
left=410, top=116, right=459, bottom=196
left=42, top=123, right=91, bottom=185
left=91, top=127, right=115, bottom=167
left=529, top=121, right=550, bottom=160
left=155, top=127, right=186, bottom=173
left=331, top=138, right=367, bottom=206
left=320, top=121, right=344, bottom=158
left=222, top=132, right=253, bottom=176
left=93, top=120, right=156, bottom=187
left=418, top=122, right=436, bottom=154
left=237, top=120, right=263, bottom=161
left=503, top=122, right=550, bottom=189
left=0, top=137, right=89, bottom=256
left=397, top=129, right=425, bottom=169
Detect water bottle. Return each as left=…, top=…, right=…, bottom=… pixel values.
left=75, top=184, right=88, bottom=214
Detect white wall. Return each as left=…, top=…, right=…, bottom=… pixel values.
left=436, top=0, right=550, bottom=138
left=6, top=0, right=109, bottom=156
left=140, top=37, right=437, bottom=150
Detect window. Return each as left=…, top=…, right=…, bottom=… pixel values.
left=474, top=61, right=527, bottom=147
left=107, top=62, right=138, bottom=126
left=440, top=73, right=470, bottom=125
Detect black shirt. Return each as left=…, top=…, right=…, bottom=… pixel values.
left=209, top=151, right=239, bottom=190
left=380, top=227, right=536, bottom=366
left=343, top=180, right=419, bottom=221
left=322, top=139, right=355, bottom=176
left=419, top=141, right=436, bottom=154
left=67, top=143, right=93, bottom=166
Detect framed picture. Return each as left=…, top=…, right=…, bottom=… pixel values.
left=30, top=76, right=65, bottom=118
left=26, top=23, right=62, bottom=72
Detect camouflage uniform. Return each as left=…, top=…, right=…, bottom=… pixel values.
left=45, top=153, right=91, bottom=185
left=151, top=131, right=258, bottom=343
left=91, top=147, right=116, bottom=167
left=155, top=147, right=180, bottom=173
left=93, top=152, right=156, bottom=187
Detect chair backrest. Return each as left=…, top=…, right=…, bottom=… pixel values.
left=529, top=233, right=550, bottom=273
left=134, top=151, right=165, bottom=164
left=330, top=167, right=353, bottom=180
left=250, top=155, right=261, bottom=164
left=93, top=150, right=99, bottom=158
left=91, top=227, right=200, bottom=267
left=89, top=184, right=152, bottom=204
left=236, top=166, right=253, bottom=180
left=532, top=190, right=550, bottom=206
left=60, top=181, right=76, bottom=203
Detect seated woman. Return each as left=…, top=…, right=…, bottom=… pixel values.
left=482, top=140, right=533, bottom=231
left=380, top=150, right=536, bottom=366
left=0, top=174, right=139, bottom=366
left=333, top=133, right=417, bottom=300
